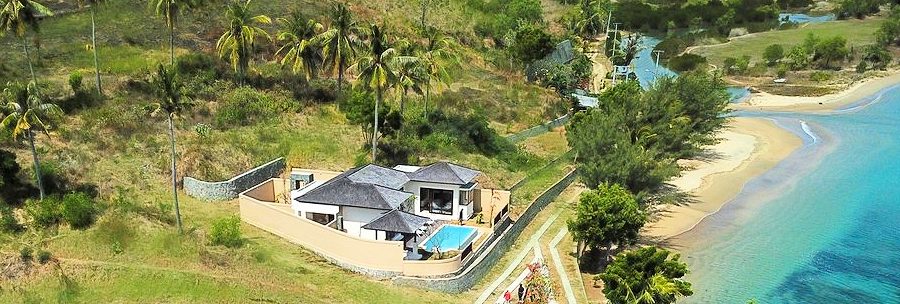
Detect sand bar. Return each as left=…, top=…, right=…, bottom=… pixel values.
left=643, top=117, right=803, bottom=240
left=734, top=71, right=900, bottom=112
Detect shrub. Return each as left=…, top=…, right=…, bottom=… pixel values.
left=61, top=192, right=98, bottom=229
left=36, top=249, right=51, bottom=264
left=209, top=216, right=243, bottom=248
left=667, top=54, right=708, bottom=72
left=763, top=44, right=784, bottom=66
left=810, top=71, right=831, bottom=82
left=68, top=72, right=83, bottom=94
left=176, top=53, right=224, bottom=78
left=25, top=196, right=62, bottom=228
left=20, top=247, right=32, bottom=262
left=0, top=204, right=22, bottom=233
left=507, top=23, right=554, bottom=63
left=856, top=60, right=869, bottom=73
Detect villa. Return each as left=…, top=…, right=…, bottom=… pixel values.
left=239, top=161, right=511, bottom=276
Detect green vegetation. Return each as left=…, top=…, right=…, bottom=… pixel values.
left=691, top=18, right=881, bottom=67
left=1, top=81, right=63, bottom=199
left=763, top=44, right=784, bottom=66
left=209, top=216, right=243, bottom=248
left=667, top=54, right=707, bottom=72
left=835, top=0, right=887, bottom=19
left=60, top=191, right=99, bottom=229
left=567, top=183, right=645, bottom=259
left=597, top=246, right=693, bottom=304
left=612, top=0, right=786, bottom=34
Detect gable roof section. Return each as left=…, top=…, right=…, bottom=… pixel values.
left=406, top=162, right=481, bottom=185
left=296, top=166, right=412, bottom=210
left=361, top=209, right=430, bottom=234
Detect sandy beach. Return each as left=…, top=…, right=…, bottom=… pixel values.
left=734, top=71, right=900, bottom=112
left=643, top=117, right=803, bottom=240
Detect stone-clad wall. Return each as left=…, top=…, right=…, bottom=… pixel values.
left=505, top=114, right=570, bottom=143
left=184, top=158, right=285, bottom=201
left=393, top=169, right=578, bottom=293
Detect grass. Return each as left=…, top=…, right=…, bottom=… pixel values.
left=691, top=18, right=883, bottom=66
left=519, top=126, right=569, bottom=159
left=510, top=150, right=575, bottom=212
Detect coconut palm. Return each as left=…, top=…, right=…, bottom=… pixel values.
left=1, top=81, right=62, bottom=200
left=392, top=42, right=424, bottom=114
left=77, top=0, right=104, bottom=95
left=147, top=64, right=193, bottom=233
left=275, top=12, right=323, bottom=81
left=153, top=0, right=205, bottom=65
left=216, top=0, right=271, bottom=84
left=419, top=29, right=455, bottom=119
left=0, top=0, right=53, bottom=84
left=314, top=2, right=362, bottom=95
left=350, top=24, right=415, bottom=162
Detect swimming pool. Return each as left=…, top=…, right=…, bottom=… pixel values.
left=419, top=225, right=479, bottom=252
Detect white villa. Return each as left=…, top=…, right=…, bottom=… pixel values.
left=289, top=162, right=483, bottom=241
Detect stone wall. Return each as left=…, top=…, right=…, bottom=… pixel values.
left=393, top=169, right=578, bottom=293
left=184, top=158, right=285, bottom=201
left=505, top=114, right=570, bottom=143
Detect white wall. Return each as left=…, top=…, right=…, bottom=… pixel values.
left=405, top=181, right=474, bottom=221
left=342, top=206, right=387, bottom=240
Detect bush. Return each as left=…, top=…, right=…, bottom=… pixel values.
left=61, top=192, right=98, bottom=229
left=507, top=23, right=554, bottom=64
left=68, top=72, right=83, bottom=94
left=36, top=249, right=51, bottom=264
left=763, top=44, right=784, bottom=66
left=667, top=54, right=708, bottom=72
left=20, top=247, right=32, bottom=262
left=209, top=216, right=243, bottom=248
left=25, top=196, right=62, bottom=228
left=810, top=71, right=832, bottom=82
left=0, top=204, right=22, bottom=233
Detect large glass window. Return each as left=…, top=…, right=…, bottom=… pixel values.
left=420, top=188, right=454, bottom=215
left=459, top=189, right=473, bottom=206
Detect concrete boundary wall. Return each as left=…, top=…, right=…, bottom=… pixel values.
left=185, top=158, right=285, bottom=201
left=505, top=114, right=570, bottom=143
left=393, top=169, right=578, bottom=293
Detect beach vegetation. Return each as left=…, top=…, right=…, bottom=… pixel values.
left=597, top=246, right=693, bottom=304
left=861, top=45, right=892, bottom=70
left=876, top=7, right=900, bottom=46
left=568, top=183, right=645, bottom=260
left=667, top=54, right=707, bottom=72
left=834, top=0, right=885, bottom=20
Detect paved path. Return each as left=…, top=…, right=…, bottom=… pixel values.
left=474, top=211, right=562, bottom=304
left=549, top=228, right=577, bottom=304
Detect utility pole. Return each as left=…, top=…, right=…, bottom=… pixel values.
left=605, top=11, right=612, bottom=37
left=609, top=23, right=621, bottom=55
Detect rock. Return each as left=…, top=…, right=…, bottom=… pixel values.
left=728, top=28, right=749, bottom=38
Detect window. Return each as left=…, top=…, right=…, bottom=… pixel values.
left=459, top=190, right=473, bottom=205
left=420, top=188, right=454, bottom=215
left=306, top=212, right=336, bottom=226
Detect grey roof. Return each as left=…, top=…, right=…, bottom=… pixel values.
left=545, top=40, right=575, bottom=64
left=406, top=162, right=481, bottom=185
left=571, top=93, right=599, bottom=108
left=296, top=166, right=412, bottom=210
left=347, top=164, right=409, bottom=190
left=362, top=210, right=430, bottom=234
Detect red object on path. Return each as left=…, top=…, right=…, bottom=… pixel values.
left=504, top=290, right=512, bottom=303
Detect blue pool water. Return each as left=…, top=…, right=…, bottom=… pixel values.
left=421, top=225, right=478, bottom=252
left=676, top=85, right=900, bottom=302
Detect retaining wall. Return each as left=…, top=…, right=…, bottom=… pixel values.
left=392, top=169, right=578, bottom=293
left=505, top=114, right=570, bottom=143
left=184, top=158, right=285, bottom=201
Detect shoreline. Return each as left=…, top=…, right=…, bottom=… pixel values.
left=643, top=117, right=803, bottom=240
left=733, top=71, right=900, bottom=112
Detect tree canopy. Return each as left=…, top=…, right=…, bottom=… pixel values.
left=598, top=246, right=693, bottom=304
left=567, top=183, right=646, bottom=255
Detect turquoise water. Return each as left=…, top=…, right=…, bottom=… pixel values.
left=779, top=13, right=836, bottom=24
left=675, top=86, right=900, bottom=302
left=421, top=225, right=478, bottom=252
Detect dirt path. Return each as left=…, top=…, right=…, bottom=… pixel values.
left=586, top=37, right=612, bottom=92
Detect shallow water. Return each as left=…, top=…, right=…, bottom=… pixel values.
left=674, top=86, right=900, bottom=303
left=779, top=13, right=836, bottom=25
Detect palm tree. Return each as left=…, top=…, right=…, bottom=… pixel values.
left=0, top=0, right=53, bottom=84
left=216, top=0, right=271, bottom=84
left=1, top=81, right=62, bottom=200
left=77, top=0, right=104, bottom=95
left=314, top=2, right=361, bottom=95
left=154, top=0, right=205, bottom=65
left=147, top=64, right=193, bottom=233
left=419, top=29, right=455, bottom=119
left=275, top=12, right=323, bottom=81
left=393, top=56, right=424, bottom=114
left=350, top=24, right=412, bottom=162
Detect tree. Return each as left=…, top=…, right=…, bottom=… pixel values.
left=77, top=0, right=104, bottom=95
left=146, top=64, right=193, bottom=233
left=415, top=0, right=448, bottom=32
left=835, top=0, right=882, bottom=19
left=314, top=2, right=362, bottom=95
left=763, top=44, right=784, bottom=66
left=786, top=45, right=811, bottom=70
left=275, top=12, right=323, bottom=81
left=862, top=44, right=892, bottom=70
left=814, top=36, right=849, bottom=69
left=419, top=29, right=455, bottom=119
left=392, top=44, right=424, bottom=114
left=351, top=24, right=414, bottom=162
left=598, top=246, right=693, bottom=304
left=508, top=22, right=553, bottom=63
left=154, top=0, right=206, bottom=65
left=1, top=81, right=62, bottom=200
left=567, top=183, right=646, bottom=259
left=216, top=0, right=271, bottom=84
left=0, top=0, right=53, bottom=84
left=875, top=7, right=900, bottom=46
left=574, top=0, right=610, bottom=38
